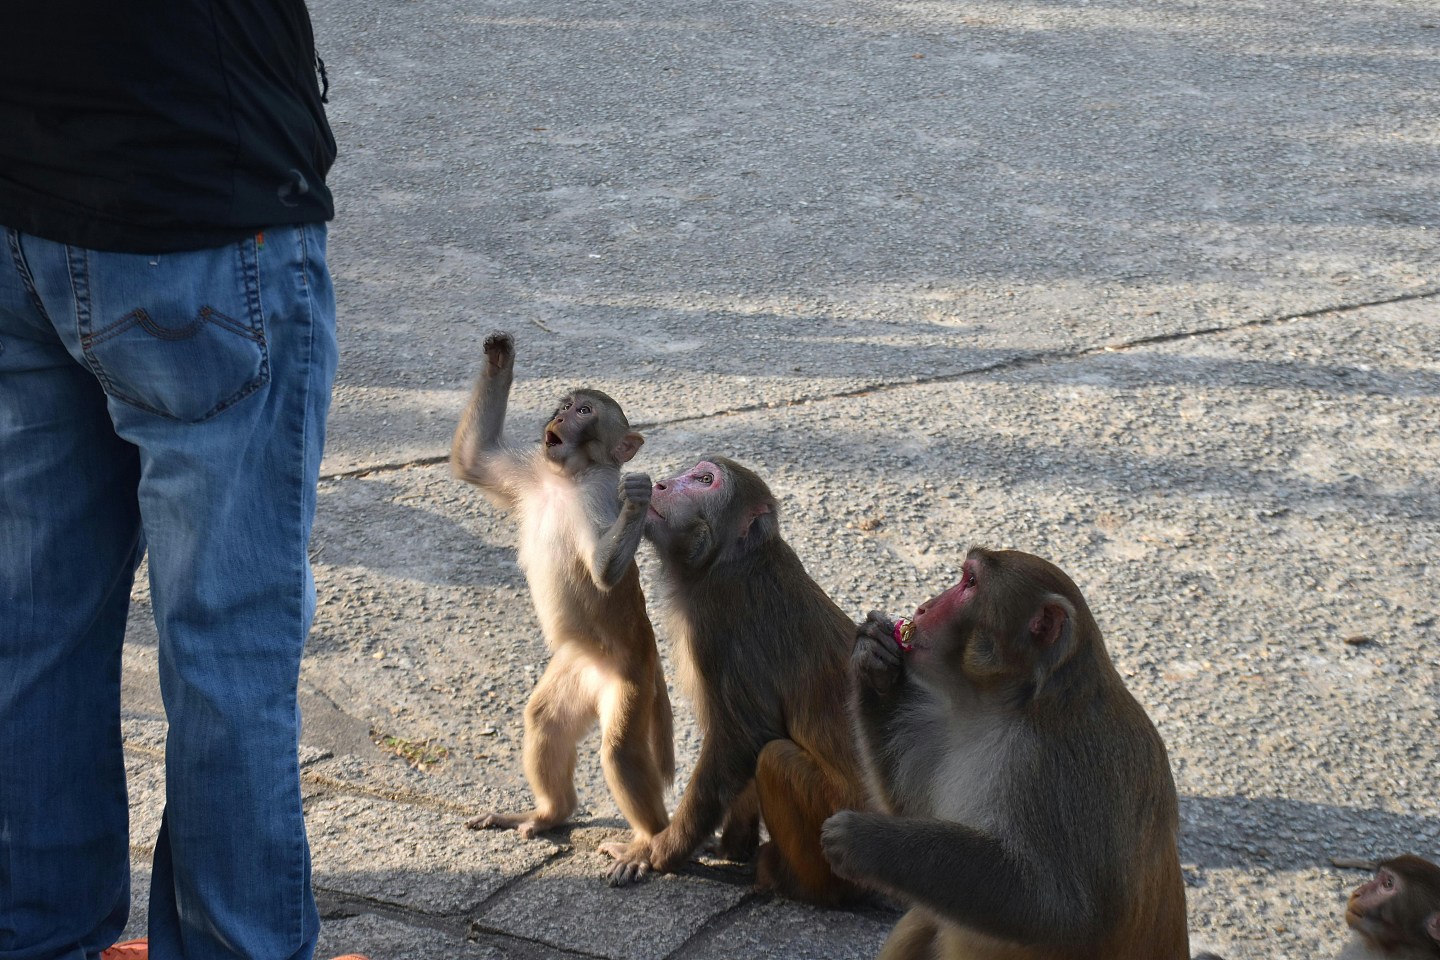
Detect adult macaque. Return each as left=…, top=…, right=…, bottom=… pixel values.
left=1339, top=856, right=1440, bottom=958
left=451, top=331, right=673, bottom=847
left=822, top=547, right=1190, bottom=960
left=605, top=457, right=867, bottom=906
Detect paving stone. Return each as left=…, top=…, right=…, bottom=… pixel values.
left=476, top=850, right=750, bottom=960
left=308, top=793, right=561, bottom=915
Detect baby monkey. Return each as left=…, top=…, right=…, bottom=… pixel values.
left=451, top=332, right=673, bottom=850
left=1339, top=856, right=1440, bottom=959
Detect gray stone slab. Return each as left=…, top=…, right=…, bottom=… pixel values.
left=124, top=751, right=165, bottom=854
left=120, top=858, right=151, bottom=943
left=308, top=793, right=561, bottom=915
left=476, top=848, right=750, bottom=960
left=317, top=912, right=521, bottom=960
left=683, top=900, right=897, bottom=960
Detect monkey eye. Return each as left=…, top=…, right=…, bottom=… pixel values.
left=578, top=404, right=592, bottom=415
left=697, top=473, right=713, bottom=485
left=1381, top=873, right=1394, bottom=890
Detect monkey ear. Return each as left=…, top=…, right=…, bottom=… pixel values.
left=611, top=432, right=644, bottom=464
left=737, top=502, right=775, bottom=548
left=1426, top=911, right=1440, bottom=944
left=1028, top=599, right=1072, bottom=647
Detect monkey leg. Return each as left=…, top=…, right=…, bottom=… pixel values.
left=714, top=781, right=760, bottom=862
left=468, top=655, right=596, bottom=837
left=754, top=738, right=864, bottom=906
left=595, top=674, right=670, bottom=842
left=651, top=671, right=676, bottom=785
left=878, top=909, right=941, bottom=960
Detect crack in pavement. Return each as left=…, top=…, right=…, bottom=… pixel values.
left=319, top=286, right=1440, bottom=484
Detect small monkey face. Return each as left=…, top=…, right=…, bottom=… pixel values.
left=542, top=394, right=597, bottom=459
left=1347, top=865, right=1402, bottom=936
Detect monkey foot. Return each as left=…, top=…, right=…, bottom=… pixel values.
left=465, top=810, right=555, bottom=838
left=601, top=840, right=654, bottom=887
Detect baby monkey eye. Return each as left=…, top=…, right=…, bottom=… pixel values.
left=578, top=404, right=592, bottom=415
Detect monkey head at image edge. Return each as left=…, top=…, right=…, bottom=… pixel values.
left=1337, top=856, right=1440, bottom=959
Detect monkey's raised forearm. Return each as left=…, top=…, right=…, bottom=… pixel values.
left=451, top=333, right=514, bottom=484
left=822, top=812, right=1096, bottom=946
left=850, top=616, right=914, bottom=793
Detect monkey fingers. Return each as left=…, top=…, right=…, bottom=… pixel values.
left=852, top=618, right=904, bottom=694
left=600, top=838, right=654, bottom=886
left=818, top=810, right=866, bottom=882
left=482, top=331, right=515, bottom=372
left=619, top=472, right=652, bottom=508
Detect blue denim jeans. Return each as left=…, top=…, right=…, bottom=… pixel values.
left=0, top=224, right=337, bottom=960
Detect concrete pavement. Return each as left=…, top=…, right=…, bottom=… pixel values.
left=117, top=0, right=1439, bottom=956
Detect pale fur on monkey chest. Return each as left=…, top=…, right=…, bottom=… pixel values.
left=515, top=472, right=603, bottom=645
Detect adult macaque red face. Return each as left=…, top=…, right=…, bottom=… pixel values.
left=825, top=546, right=1191, bottom=960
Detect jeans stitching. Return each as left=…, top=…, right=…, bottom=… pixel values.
left=6, top=229, right=53, bottom=325
left=72, top=238, right=273, bottom=422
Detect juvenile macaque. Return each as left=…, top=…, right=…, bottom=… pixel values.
left=605, top=457, right=867, bottom=906
left=1339, top=856, right=1440, bottom=959
left=822, top=547, right=1190, bottom=960
left=451, top=332, right=672, bottom=846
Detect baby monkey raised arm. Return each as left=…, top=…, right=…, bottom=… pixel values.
left=823, top=548, right=1190, bottom=960
left=451, top=332, right=674, bottom=845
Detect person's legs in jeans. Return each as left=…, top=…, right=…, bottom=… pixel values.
left=0, top=223, right=337, bottom=960
left=0, top=230, right=143, bottom=960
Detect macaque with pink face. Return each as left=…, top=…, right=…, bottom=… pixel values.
left=604, top=456, right=868, bottom=906
left=823, top=548, right=1190, bottom=960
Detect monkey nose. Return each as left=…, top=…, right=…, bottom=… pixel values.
left=655, top=481, right=668, bottom=491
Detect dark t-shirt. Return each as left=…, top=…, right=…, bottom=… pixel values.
left=0, top=0, right=336, bottom=253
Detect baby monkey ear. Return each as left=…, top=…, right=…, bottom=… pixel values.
left=1426, top=911, right=1440, bottom=944
left=612, top=432, right=644, bottom=464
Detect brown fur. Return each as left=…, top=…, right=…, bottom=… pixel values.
left=823, top=547, right=1190, bottom=959
left=605, top=457, right=867, bottom=905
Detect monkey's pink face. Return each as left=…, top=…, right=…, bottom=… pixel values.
left=647, top=460, right=725, bottom=522
left=908, top=558, right=981, bottom=657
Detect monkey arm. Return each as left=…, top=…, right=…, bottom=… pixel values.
left=648, top=734, right=756, bottom=871
left=850, top=617, right=916, bottom=804
left=821, top=812, right=1099, bottom=946
left=450, top=360, right=525, bottom=506
left=590, top=497, right=646, bottom=591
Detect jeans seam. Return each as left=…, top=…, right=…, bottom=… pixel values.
left=6, top=228, right=53, bottom=325
left=293, top=221, right=315, bottom=950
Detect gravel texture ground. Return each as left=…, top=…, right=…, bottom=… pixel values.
left=116, top=0, right=1438, bottom=956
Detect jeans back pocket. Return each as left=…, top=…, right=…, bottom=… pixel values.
left=76, top=238, right=271, bottom=423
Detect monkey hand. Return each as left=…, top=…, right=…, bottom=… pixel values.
left=482, top=331, right=515, bottom=375
left=853, top=612, right=905, bottom=694
left=601, top=838, right=655, bottom=887
left=619, top=473, right=652, bottom=513
left=820, top=810, right=870, bottom=883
